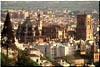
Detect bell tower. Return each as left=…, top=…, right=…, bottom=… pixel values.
left=86, top=15, right=93, bottom=40
left=76, top=14, right=93, bottom=40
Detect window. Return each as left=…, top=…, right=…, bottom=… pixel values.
left=28, top=31, right=33, bottom=36
left=45, top=47, right=47, bottom=55
left=40, top=63, right=42, bottom=65
left=90, top=25, right=91, bottom=29
left=36, top=59, right=38, bottom=62
left=95, top=55, right=98, bottom=59
left=62, top=60, right=64, bottom=62
left=88, top=36, right=90, bottom=39
left=87, top=21, right=90, bottom=25
left=54, top=53, right=56, bottom=57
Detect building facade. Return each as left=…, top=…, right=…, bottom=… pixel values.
left=16, top=16, right=34, bottom=43
left=16, top=13, right=68, bottom=43
left=34, top=13, right=68, bottom=42
left=37, top=43, right=77, bottom=60
left=76, top=14, right=93, bottom=40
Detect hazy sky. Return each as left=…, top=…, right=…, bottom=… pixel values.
left=1, top=1, right=99, bottom=11
left=1, top=0, right=100, bottom=1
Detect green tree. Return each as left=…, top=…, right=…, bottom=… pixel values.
left=63, top=55, right=75, bottom=64
left=45, top=55, right=62, bottom=66
left=1, top=49, right=40, bottom=66
left=16, top=49, right=40, bottom=66
left=1, top=53, right=16, bottom=66
left=1, top=12, right=15, bottom=66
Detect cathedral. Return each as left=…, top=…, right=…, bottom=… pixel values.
left=16, top=16, right=34, bottom=43
left=16, top=13, right=68, bottom=44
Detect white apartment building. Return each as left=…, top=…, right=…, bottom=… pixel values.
left=37, top=42, right=77, bottom=60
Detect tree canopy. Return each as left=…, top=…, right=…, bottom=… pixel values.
left=1, top=12, right=15, bottom=47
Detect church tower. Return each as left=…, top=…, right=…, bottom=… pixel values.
left=76, top=14, right=93, bottom=40
left=37, top=13, right=42, bottom=36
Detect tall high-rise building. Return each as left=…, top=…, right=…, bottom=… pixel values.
left=76, top=14, right=93, bottom=40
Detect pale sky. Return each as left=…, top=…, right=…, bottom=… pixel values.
left=1, top=0, right=100, bottom=1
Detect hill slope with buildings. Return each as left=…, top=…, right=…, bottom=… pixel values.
left=1, top=1, right=99, bottom=11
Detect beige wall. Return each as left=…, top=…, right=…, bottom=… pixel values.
left=30, top=57, right=41, bottom=64
left=73, top=59, right=84, bottom=65
left=94, top=53, right=99, bottom=63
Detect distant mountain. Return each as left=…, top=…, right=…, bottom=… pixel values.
left=1, top=1, right=99, bottom=11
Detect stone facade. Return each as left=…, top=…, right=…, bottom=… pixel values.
left=76, top=14, right=93, bottom=40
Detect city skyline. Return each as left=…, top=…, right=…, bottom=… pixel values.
left=1, top=1, right=99, bottom=66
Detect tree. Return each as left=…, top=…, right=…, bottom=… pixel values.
left=45, top=55, right=62, bottom=66
left=1, top=53, right=16, bottom=66
left=16, top=49, right=40, bottom=66
left=1, top=49, right=40, bottom=66
left=1, top=12, right=15, bottom=65
left=63, top=55, right=75, bottom=64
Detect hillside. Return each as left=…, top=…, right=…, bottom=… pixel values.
left=1, top=1, right=99, bottom=11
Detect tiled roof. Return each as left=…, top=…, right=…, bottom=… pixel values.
left=29, top=47, right=38, bottom=50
